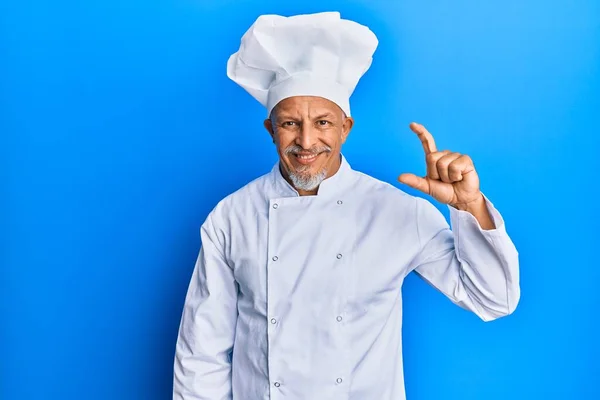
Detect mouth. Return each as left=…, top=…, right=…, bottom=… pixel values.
left=293, top=152, right=323, bottom=165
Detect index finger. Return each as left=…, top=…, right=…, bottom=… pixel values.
left=409, top=122, right=438, bottom=155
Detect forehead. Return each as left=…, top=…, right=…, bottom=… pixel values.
left=273, top=96, right=343, bottom=117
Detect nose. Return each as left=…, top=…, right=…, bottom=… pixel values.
left=296, top=123, right=318, bottom=150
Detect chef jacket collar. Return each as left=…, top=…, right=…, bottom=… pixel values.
left=271, top=153, right=355, bottom=199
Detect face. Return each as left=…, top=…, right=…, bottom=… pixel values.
left=264, top=96, right=354, bottom=195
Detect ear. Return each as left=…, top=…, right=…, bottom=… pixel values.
left=341, top=116, right=354, bottom=144
left=264, top=118, right=275, bottom=142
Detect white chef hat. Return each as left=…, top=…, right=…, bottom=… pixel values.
left=226, top=11, right=378, bottom=117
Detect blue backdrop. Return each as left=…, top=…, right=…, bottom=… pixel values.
left=2, top=1, right=599, bottom=399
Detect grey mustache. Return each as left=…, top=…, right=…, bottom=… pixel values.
left=284, top=145, right=332, bottom=155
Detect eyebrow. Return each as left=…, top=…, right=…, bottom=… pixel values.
left=313, top=113, right=335, bottom=120
left=277, top=112, right=335, bottom=121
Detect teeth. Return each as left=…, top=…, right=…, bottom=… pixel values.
left=297, top=154, right=317, bottom=160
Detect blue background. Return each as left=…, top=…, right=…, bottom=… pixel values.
left=2, top=0, right=599, bottom=399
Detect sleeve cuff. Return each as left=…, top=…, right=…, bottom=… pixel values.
left=448, top=192, right=507, bottom=235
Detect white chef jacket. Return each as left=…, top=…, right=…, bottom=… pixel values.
left=173, top=154, right=520, bottom=400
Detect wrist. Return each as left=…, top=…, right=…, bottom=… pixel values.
left=451, top=192, right=485, bottom=212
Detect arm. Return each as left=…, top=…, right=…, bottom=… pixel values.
left=410, top=194, right=520, bottom=321
left=173, top=214, right=238, bottom=399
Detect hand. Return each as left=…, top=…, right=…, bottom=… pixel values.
left=398, top=122, right=483, bottom=209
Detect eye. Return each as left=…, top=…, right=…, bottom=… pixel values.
left=317, top=120, right=331, bottom=126
left=282, top=121, right=297, bottom=127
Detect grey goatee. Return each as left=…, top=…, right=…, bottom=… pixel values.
left=284, top=144, right=332, bottom=191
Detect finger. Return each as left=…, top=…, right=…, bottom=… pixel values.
left=398, top=173, right=430, bottom=195
left=435, top=152, right=462, bottom=183
left=447, top=155, right=475, bottom=182
left=425, top=150, right=451, bottom=180
left=409, top=122, right=438, bottom=155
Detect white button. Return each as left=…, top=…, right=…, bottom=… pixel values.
left=274, top=382, right=281, bottom=387
left=336, top=253, right=343, bottom=259
left=272, top=256, right=278, bottom=261
left=337, top=200, right=343, bottom=205
left=273, top=203, right=279, bottom=209
left=271, top=318, right=277, bottom=324
left=336, top=316, right=343, bottom=322
left=336, top=377, right=343, bottom=384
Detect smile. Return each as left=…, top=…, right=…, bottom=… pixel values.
left=294, top=153, right=321, bottom=165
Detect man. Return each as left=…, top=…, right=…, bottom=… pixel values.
left=173, top=11, right=520, bottom=400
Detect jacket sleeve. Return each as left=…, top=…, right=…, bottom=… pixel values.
left=173, top=214, right=238, bottom=399
left=410, top=194, right=520, bottom=322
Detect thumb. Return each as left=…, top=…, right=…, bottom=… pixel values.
left=398, top=173, right=430, bottom=194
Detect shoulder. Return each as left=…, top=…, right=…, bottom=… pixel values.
left=350, top=169, right=449, bottom=235
left=199, top=170, right=272, bottom=250
left=204, top=170, right=272, bottom=227
left=351, top=169, right=415, bottom=206
left=349, top=168, right=447, bottom=222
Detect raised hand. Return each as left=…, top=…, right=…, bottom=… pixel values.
left=398, top=122, right=483, bottom=209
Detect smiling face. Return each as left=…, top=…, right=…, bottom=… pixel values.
left=264, top=96, right=354, bottom=195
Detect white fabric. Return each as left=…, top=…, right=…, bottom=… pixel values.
left=173, top=155, right=520, bottom=400
left=226, top=12, right=378, bottom=116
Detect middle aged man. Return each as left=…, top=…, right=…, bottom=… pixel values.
left=173, top=11, right=520, bottom=400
